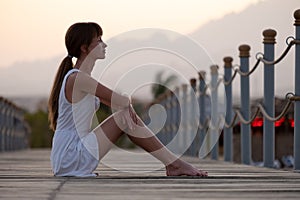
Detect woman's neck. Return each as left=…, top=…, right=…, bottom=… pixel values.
left=74, top=56, right=95, bottom=75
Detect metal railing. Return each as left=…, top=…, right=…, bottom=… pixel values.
left=142, top=9, right=300, bottom=171
left=0, top=97, right=30, bottom=151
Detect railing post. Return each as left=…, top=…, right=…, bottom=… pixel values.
left=152, top=94, right=164, bottom=141
left=223, top=57, right=233, bottom=162
left=165, top=91, right=172, bottom=144
left=5, top=104, right=9, bottom=151
left=11, top=108, right=15, bottom=151
left=210, top=65, right=219, bottom=160
left=262, top=29, right=276, bottom=168
left=172, top=87, right=180, bottom=154
left=0, top=98, right=3, bottom=151
left=198, top=71, right=206, bottom=156
left=174, top=87, right=180, bottom=141
left=181, top=84, right=188, bottom=153
left=239, top=44, right=251, bottom=165
left=294, top=9, right=300, bottom=171
left=189, top=78, right=197, bottom=156
left=3, top=102, right=8, bottom=151
left=8, top=104, right=13, bottom=151
left=160, top=93, right=167, bottom=144
left=170, top=90, right=176, bottom=145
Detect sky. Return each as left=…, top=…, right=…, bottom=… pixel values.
left=0, top=0, right=261, bottom=68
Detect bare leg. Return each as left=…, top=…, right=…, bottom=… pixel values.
left=93, top=110, right=208, bottom=176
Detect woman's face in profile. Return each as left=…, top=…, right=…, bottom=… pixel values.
left=88, top=35, right=107, bottom=59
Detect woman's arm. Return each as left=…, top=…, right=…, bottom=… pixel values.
left=73, top=71, right=130, bottom=109
left=71, top=71, right=138, bottom=127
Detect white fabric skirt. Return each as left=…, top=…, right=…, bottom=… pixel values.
left=50, top=130, right=99, bottom=177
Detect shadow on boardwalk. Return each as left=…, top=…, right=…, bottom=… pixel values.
left=0, top=149, right=300, bottom=199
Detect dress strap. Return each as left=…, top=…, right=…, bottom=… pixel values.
left=62, top=69, right=80, bottom=86
left=65, top=68, right=80, bottom=79
left=59, top=68, right=80, bottom=100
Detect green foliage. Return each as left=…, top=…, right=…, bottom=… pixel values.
left=24, top=110, right=53, bottom=148
left=95, top=103, right=112, bottom=122
left=151, top=70, right=177, bottom=99
left=24, top=103, right=136, bottom=149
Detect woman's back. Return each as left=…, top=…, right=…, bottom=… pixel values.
left=50, top=68, right=100, bottom=177
left=56, top=68, right=100, bottom=134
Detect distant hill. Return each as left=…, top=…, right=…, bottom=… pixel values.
left=189, top=0, right=299, bottom=99
left=8, top=96, right=48, bottom=113
left=1, top=0, right=299, bottom=110
left=0, top=56, right=61, bottom=97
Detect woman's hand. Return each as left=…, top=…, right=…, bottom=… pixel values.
left=129, top=104, right=138, bottom=125
left=120, top=104, right=138, bottom=131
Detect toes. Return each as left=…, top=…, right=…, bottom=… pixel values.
left=197, top=170, right=208, bottom=177
left=201, top=171, right=208, bottom=177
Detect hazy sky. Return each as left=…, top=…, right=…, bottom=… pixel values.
left=0, top=0, right=261, bottom=68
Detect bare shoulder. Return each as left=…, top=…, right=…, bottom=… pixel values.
left=65, top=71, right=88, bottom=102
left=66, top=71, right=99, bottom=95
left=67, top=71, right=91, bottom=85
left=65, top=71, right=78, bottom=88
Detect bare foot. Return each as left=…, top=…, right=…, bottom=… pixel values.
left=166, top=159, right=208, bottom=177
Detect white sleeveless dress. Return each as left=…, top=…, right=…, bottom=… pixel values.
left=50, top=68, right=100, bottom=177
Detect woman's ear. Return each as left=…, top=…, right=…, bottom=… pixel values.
left=80, top=44, right=89, bottom=54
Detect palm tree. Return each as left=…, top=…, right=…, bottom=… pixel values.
left=151, top=70, right=178, bottom=99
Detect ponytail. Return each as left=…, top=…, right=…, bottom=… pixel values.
left=48, top=22, right=103, bottom=131
left=48, top=56, right=73, bottom=131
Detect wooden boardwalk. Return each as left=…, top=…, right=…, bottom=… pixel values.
left=0, top=149, right=300, bottom=199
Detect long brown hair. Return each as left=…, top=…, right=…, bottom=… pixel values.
left=48, top=22, right=102, bottom=131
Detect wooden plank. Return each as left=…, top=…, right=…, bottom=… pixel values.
left=0, top=149, right=299, bottom=199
